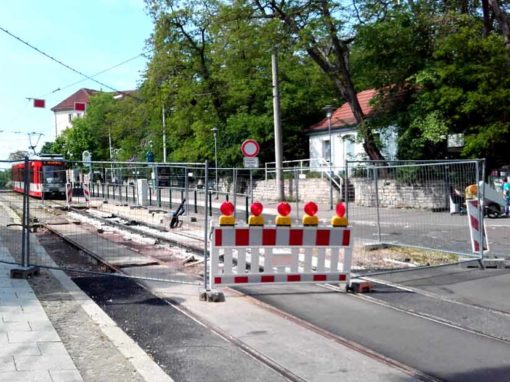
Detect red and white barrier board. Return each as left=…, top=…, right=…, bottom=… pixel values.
left=66, top=183, right=73, bottom=206
left=83, top=183, right=90, bottom=205
left=466, top=199, right=489, bottom=254
left=209, top=225, right=353, bottom=288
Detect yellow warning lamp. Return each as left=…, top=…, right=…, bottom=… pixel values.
left=219, top=201, right=235, bottom=226
left=331, top=202, right=348, bottom=227
left=302, top=201, right=319, bottom=226
left=248, top=202, right=265, bottom=226
left=275, top=202, right=292, bottom=226
left=465, top=184, right=478, bottom=200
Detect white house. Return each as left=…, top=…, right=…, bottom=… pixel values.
left=307, top=89, right=397, bottom=172
left=50, top=88, right=98, bottom=137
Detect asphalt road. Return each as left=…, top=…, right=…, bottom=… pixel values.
left=237, top=282, right=510, bottom=382
left=73, top=274, right=290, bottom=382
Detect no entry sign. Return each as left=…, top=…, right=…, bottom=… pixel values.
left=241, top=139, right=260, bottom=158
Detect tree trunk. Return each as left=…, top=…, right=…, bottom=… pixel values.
left=261, top=0, right=386, bottom=161
left=482, top=0, right=492, bottom=37
left=489, top=0, right=510, bottom=48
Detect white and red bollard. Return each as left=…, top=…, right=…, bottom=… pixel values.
left=66, top=183, right=73, bottom=207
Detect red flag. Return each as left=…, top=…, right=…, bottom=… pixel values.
left=33, top=99, right=45, bottom=108
left=74, top=102, right=86, bottom=112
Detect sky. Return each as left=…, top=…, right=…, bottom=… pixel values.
left=0, top=0, right=153, bottom=160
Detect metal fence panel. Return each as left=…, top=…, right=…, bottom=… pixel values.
left=0, top=158, right=211, bottom=285
left=345, top=160, right=490, bottom=274
left=0, top=160, right=25, bottom=265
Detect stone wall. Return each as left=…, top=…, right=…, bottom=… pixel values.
left=351, top=178, right=449, bottom=210
left=251, top=177, right=449, bottom=210
left=252, top=178, right=341, bottom=204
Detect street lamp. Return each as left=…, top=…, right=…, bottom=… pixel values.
left=324, top=105, right=334, bottom=210
left=211, top=127, right=218, bottom=193
left=162, top=104, right=167, bottom=162
left=108, top=127, right=113, bottom=161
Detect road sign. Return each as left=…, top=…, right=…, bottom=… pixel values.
left=82, top=150, right=91, bottom=163
left=243, top=157, right=259, bottom=168
left=241, top=139, right=260, bottom=158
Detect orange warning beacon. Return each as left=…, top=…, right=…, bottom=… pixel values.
left=302, top=201, right=319, bottom=226
left=248, top=202, right=265, bottom=226
left=331, top=202, right=348, bottom=227
left=219, top=201, right=235, bottom=226
left=275, top=202, right=292, bottom=226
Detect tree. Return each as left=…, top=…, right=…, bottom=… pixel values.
left=249, top=0, right=386, bottom=160
left=8, top=150, right=29, bottom=161
left=351, top=4, right=510, bottom=170
left=143, top=0, right=331, bottom=166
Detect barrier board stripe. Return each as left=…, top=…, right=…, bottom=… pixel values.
left=466, top=199, right=489, bottom=253
left=213, top=273, right=347, bottom=285
left=214, top=227, right=351, bottom=248
left=210, top=225, right=352, bottom=289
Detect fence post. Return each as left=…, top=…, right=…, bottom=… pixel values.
left=209, top=191, right=212, bottom=216
left=203, top=161, right=210, bottom=290
left=374, top=164, right=382, bottom=243
left=295, top=167, right=300, bottom=222
left=194, top=190, right=198, bottom=213
left=149, top=186, right=152, bottom=206
left=250, top=169, right=253, bottom=204
left=21, top=156, right=29, bottom=268
left=184, top=166, right=189, bottom=216
left=477, top=160, right=485, bottom=261
left=169, top=188, right=172, bottom=208
left=233, top=168, right=237, bottom=220
left=245, top=196, right=249, bottom=222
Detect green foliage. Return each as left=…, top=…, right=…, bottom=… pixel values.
left=49, top=0, right=510, bottom=173
left=0, top=169, right=10, bottom=189
left=353, top=7, right=510, bottom=170
left=8, top=151, right=29, bottom=161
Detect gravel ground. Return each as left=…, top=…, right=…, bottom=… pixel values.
left=28, top=268, right=146, bottom=382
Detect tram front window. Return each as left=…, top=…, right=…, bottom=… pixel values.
left=43, top=166, right=66, bottom=185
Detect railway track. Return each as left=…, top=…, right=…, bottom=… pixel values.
left=3, top=191, right=510, bottom=381
left=5, top=192, right=510, bottom=345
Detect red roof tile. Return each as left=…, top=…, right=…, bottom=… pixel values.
left=308, top=89, right=377, bottom=132
left=51, top=88, right=98, bottom=112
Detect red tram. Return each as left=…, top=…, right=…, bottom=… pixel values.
left=12, top=158, right=67, bottom=199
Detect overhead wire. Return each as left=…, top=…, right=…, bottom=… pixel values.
left=1, top=26, right=148, bottom=131
left=0, top=23, right=150, bottom=155
left=41, top=53, right=145, bottom=97
left=0, top=24, right=141, bottom=99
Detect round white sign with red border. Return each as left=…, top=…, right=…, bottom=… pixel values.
left=241, top=139, right=260, bottom=158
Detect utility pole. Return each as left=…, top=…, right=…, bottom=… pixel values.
left=162, top=104, right=167, bottom=162
left=272, top=48, right=284, bottom=201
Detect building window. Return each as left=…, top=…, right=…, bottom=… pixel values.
left=343, top=134, right=355, bottom=160
left=322, top=140, right=331, bottom=162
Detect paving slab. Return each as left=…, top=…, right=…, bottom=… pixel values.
left=137, top=277, right=420, bottom=382
left=47, top=223, right=159, bottom=267
left=0, top=244, right=83, bottom=382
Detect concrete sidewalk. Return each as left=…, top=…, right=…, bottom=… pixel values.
left=0, top=260, right=83, bottom=382
left=0, top=237, right=173, bottom=382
